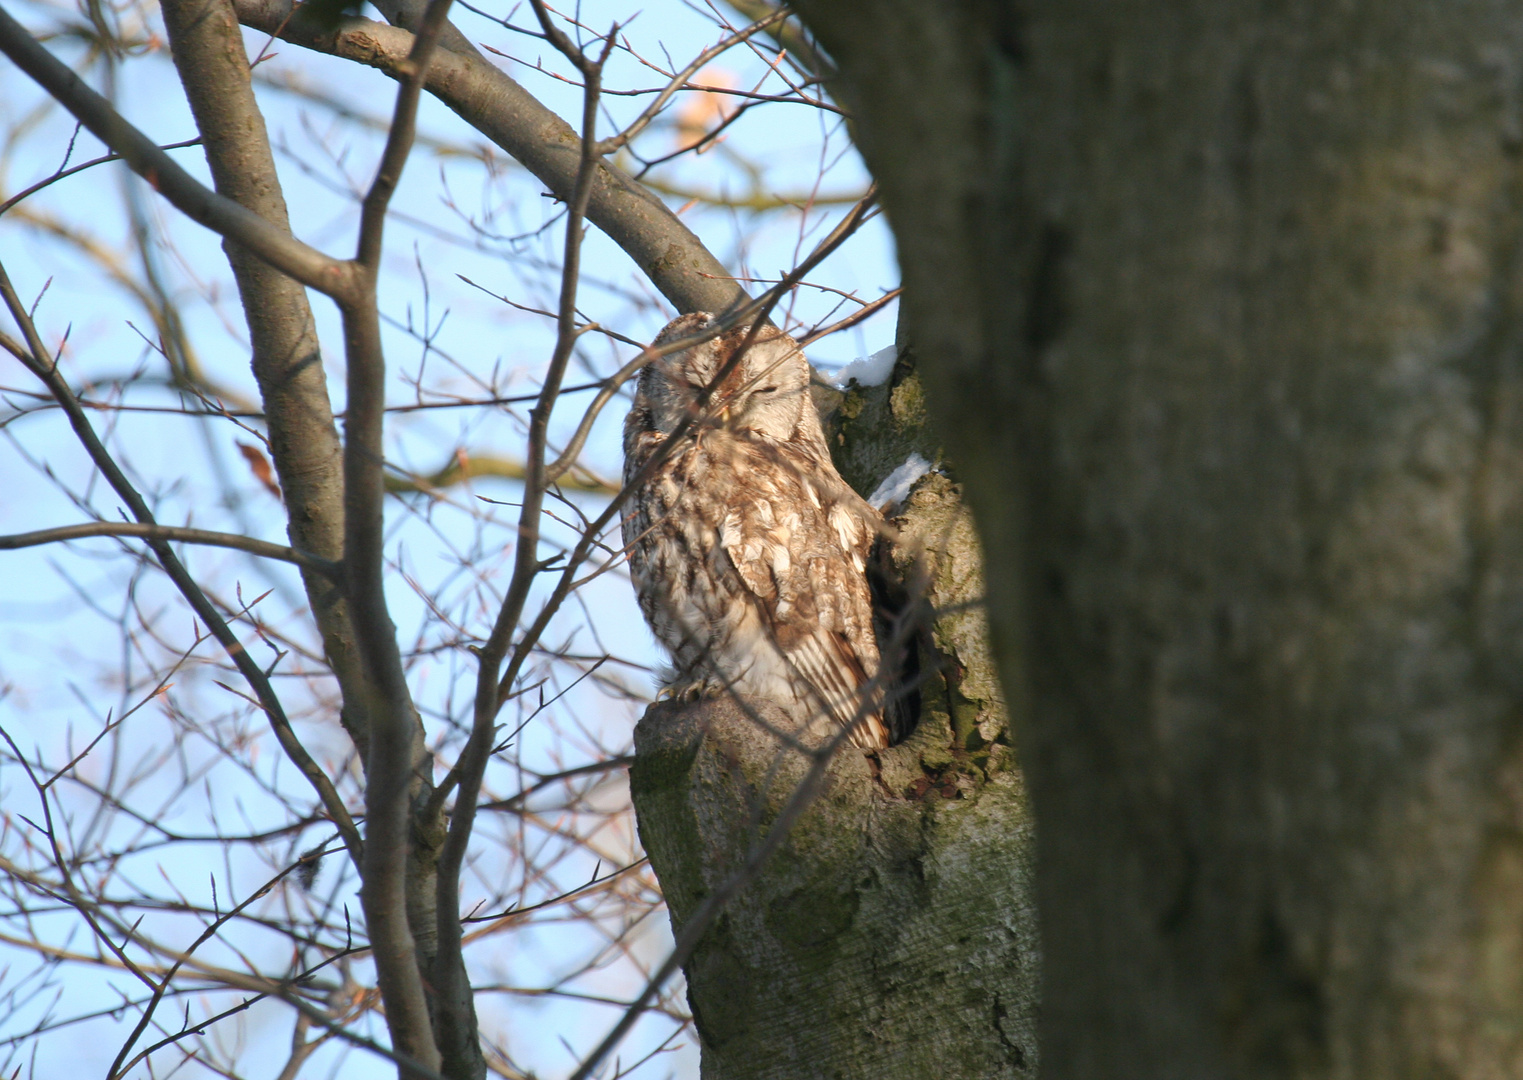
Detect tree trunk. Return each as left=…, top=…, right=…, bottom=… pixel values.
left=787, top=1, right=1523, bottom=1077
left=630, top=357, right=1040, bottom=1077
left=158, top=5, right=479, bottom=1073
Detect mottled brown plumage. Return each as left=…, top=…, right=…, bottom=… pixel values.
left=622, top=313, right=893, bottom=748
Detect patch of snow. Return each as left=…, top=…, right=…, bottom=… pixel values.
left=829, top=344, right=899, bottom=389
left=868, top=453, right=933, bottom=510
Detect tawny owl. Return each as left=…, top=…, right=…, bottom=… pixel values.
left=622, top=313, right=898, bottom=749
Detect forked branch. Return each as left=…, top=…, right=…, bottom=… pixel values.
left=0, top=6, right=352, bottom=297
left=230, top=0, right=750, bottom=315
left=0, top=262, right=364, bottom=868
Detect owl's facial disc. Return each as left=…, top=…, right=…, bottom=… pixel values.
left=637, top=317, right=811, bottom=439
left=729, top=382, right=780, bottom=421
left=726, top=345, right=804, bottom=436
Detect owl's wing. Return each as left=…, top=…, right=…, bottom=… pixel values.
left=717, top=499, right=889, bottom=749
left=775, top=615, right=889, bottom=750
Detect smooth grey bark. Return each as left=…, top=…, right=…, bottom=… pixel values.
left=158, top=0, right=370, bottom=762
left=0, top=7, right=347, bottom=289
left=159, top=4, right=472, bottom=1074
left=233, top=0, right=749, bottom=317
left=789, top=1, right=1523, bottom=1077
left=631, top=360, right=1040, bottom=1078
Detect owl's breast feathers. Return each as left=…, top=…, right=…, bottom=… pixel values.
left=622, top=423, right=891, bottom=749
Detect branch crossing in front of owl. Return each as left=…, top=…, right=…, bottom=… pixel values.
left=622, top=313, right=905, bottom=749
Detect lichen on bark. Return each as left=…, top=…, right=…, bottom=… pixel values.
left=630, top=352, right=1038, bottom=1078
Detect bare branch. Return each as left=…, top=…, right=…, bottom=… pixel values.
left=424, top=12, right=619, bottom=1074
left=0, top=136, right=203, bottom=217
left=0, top=521, right=344, bottom=578
left=545, top=186, right=880, bottom=483
left=355, top=0, right=457, bottom=268
left=593, top=7, right=791, bottom=156
left=104, top=848, right=319, bottom=1079
left=159, top=0, right=372, bottom=761
left=797, top=285, right=901, bottom=346
left=387, top=451, right=618, bottom=497
left=478, top=755, right=634, bottom=812
left=0, top=3, right=892, bottom=1072
left=0, top=258, right=364, bottom=869
left=722, top=0, right=836, bottom=78
left=333, top=0, right=458, bottom=1073
left=0, top=6, right=354, bottom=297
left=232, top=0, right=750, bottom=315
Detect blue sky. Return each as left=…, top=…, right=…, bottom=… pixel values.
left=0, top=2, right=899, bottom=1075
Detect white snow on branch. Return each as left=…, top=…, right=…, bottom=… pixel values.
left=868, top=453, right=933, bottom=510
left=829, top=344, right=899, bottom=389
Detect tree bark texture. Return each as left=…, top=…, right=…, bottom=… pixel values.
left=158, top=0, right=371, bottom=758
left=791, top=1, right=1523, bottom=1077
left=631, top=361, right=1040, bottom=1078
left=159, top=7, right=475, bottom=1074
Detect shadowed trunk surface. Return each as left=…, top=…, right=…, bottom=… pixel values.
left=787, top=1, right=1523, bottom=1077
left=633, top=697, right=1036, bottom=1079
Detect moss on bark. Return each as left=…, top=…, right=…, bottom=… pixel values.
left=631, top=363, right=1038, bottom=1078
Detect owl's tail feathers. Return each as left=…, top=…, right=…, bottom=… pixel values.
left=842, top=693, right=892, bottom=751
left=774, top=628, right=887, bottom=750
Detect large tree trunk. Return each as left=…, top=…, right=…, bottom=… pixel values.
left=785, top=1, right=1523, bottom=1077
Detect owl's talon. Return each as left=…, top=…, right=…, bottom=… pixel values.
left=659, top=678, right=726, bottom=703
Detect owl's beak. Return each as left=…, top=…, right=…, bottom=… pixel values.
left=719, top=404, right=731, bottom=423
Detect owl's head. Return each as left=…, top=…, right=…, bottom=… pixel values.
left=637, top=313, right=811, bottom=442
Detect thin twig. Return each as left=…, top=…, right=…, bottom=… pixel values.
left=0, top=8, right=351, bottom=295
left=0, top=258, right=363, bottom=868
left=0, top=137, right=203, bottom=217
left=0, top=521, right=343, bottom=579
left=797, top=287, right=902, bottom=347
left=428, top=11, right=619, bottom=1066
left=544, top=187, right=880, bottom=483
left=337, top=0, right=458, bottom=1072
left=478, top=755, right=634, bottom=812
left=593, top=8, right=790, bottom=156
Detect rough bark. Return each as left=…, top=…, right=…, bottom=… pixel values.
left=790, top=1, right=1523, bottom=1077
left=631, top=359, right=1040, bottom=1078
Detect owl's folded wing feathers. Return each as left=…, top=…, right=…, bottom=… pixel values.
left=716, top=499, right=889, bottom=749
